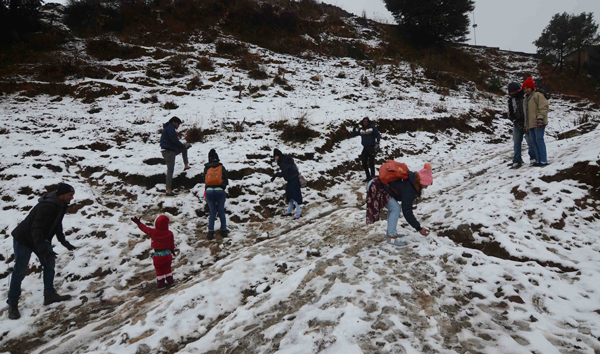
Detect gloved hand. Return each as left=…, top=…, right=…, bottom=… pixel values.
left=536, top=120, right=544, bottom=128
left=271, top=176, right=276, bottom=182
left=63, top=242, right=76, bottom=251
left=131, top=216, right=141, bottom=225
left=41, top=249, right=58, bottom=263
left=172, top=249, right=177, bottom=258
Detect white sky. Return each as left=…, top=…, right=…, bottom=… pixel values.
left=320, top=0, right=600, bottom=53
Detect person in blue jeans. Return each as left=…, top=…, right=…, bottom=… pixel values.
left=272, top=149, right=303, bottom=219
left=7, top=183, right=77, bottom=320
left=522, top=77, right=549, bottom=167
left=506, top=82, right=535, bottom=168
left=382, top=164, right=433, bottom=246
left=204, top=149, right=229, bottom=240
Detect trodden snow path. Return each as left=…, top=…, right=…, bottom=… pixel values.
left=0, top=124, right=596, bottom=354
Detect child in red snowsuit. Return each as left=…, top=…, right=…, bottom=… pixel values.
left=131, top=215, right=176, bottom=288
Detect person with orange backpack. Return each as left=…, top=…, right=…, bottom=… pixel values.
left=204, top=149, right=229, bottom=240
left=369, top=161, right=433, bottom=246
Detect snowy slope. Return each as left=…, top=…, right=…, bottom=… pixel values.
left=1, top=9, right=600, bottom=354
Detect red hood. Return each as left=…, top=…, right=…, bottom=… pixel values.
left=155, top=215, right=170, bottom=231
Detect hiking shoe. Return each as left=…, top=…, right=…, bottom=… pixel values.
left=8, top=304, right=20, bottom=320
left=530, top=159, right=536, bottom=166
left=362, top=178, right=371, bottom=183
left=166, top=275, right=174, bottom=286
left=533, top=162, right=548, bottom=167
left=184, top=166, right=191, bottom=171
left=510, top=162, right=523, bottom=169
left=44, top=292, right=71, bottom=306
left=166, top=192, right=177, bottom=197
left=282, top=213, right=292, bottom=217
left=220, top=229, right=230, bottom=238
left=157, top=278, right=166, bottom=289
left=207, top=230, right=215, bottom=240
left=295, top=214, right=301, bottom=219
left=387, top=236, right=408, bottom=247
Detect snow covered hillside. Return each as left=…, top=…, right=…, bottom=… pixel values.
left=1, top=4, right=600, bottom=353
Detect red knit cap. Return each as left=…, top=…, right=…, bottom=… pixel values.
left=522, top=77, right=535, bottom=90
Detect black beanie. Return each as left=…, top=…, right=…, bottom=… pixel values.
left=208, top=149, right=219, bottom=163
left=273, top=148, right=283, bottom=158
left=57, top=183, right=75, bottom=196
left=169, top=116, right=183, bottom=125
left=507, top=82, right=521, bottom=93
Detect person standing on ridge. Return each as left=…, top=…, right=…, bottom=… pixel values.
left=507, top=82, right=535, bottom=168
left=204, top=149, right=229, bottom=240
left=7, top=183, right=76, bottom=320
left=272, top=149, right=303, bottom=219
left=522, top=77, right=549, bottom=167
left=160, top=116, right=191, bottom=197
left=352, top=117, right=381, bottom=182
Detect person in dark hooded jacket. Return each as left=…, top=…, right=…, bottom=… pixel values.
left=507, top=82, right=535, bottom=168
left=204, top=149, right=229, bottom=240
left=7, top=183, right=76, bottom=320
left=160, top=116, right=191, bottom=197
left=352, top=117, right=381, bottom=182
left=271, top=149, right=302, bottom=219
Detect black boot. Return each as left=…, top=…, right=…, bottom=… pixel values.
left=220, top=229, right=229, bottom=238
left=207, top=230, right=215, bottom=240
left=44, top=292, right=72, bottom=306
left=8, top=304, right=20, bottom=320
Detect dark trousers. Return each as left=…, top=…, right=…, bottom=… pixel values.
left=162, top=147, right=189, bottom=190
left=7, top=240, right=55, bottom=306
left=206, top=189, right=227, bottom=231
left=361, top=146, right=376, bottom=179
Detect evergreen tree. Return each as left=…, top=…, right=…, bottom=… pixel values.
left=534, top=12, right=599, bottom=74
left=570, top=12, right=599, bottom=75
left=382, top=0, right=475, bottom=45
left=533, top=13, right=573, bottom=72
left=0, top=0, right=43, bottom=46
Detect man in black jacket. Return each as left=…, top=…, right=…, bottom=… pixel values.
left=160, top=117, right=191, bottom=197
left=352, top=117, right=381, bottom=182
left=507, top=82, right=535, bottom=169
left=7, top=183, right=76, bottom=320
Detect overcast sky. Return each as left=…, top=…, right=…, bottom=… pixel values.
left=320, top=0, right=600, bottom=53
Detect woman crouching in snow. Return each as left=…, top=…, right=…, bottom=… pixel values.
left=131, top=215, right=176, bottom=288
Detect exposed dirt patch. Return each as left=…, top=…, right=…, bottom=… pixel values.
left=556, top=121, right=599, bottom=140
left=65, top=142, right=112, bottom=152
left=439, top=224, right=578, bottom=273
left=23, top=150, right=44, bottom=157
left=69, top=199, right=94, bottom=213
left=511, top=186, right=527, bottom=200
left=143, top=158, right=165, bottom=166
left=541, top=160, right=600, bottom=202
left=377, top=109, right=498, bottom=136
